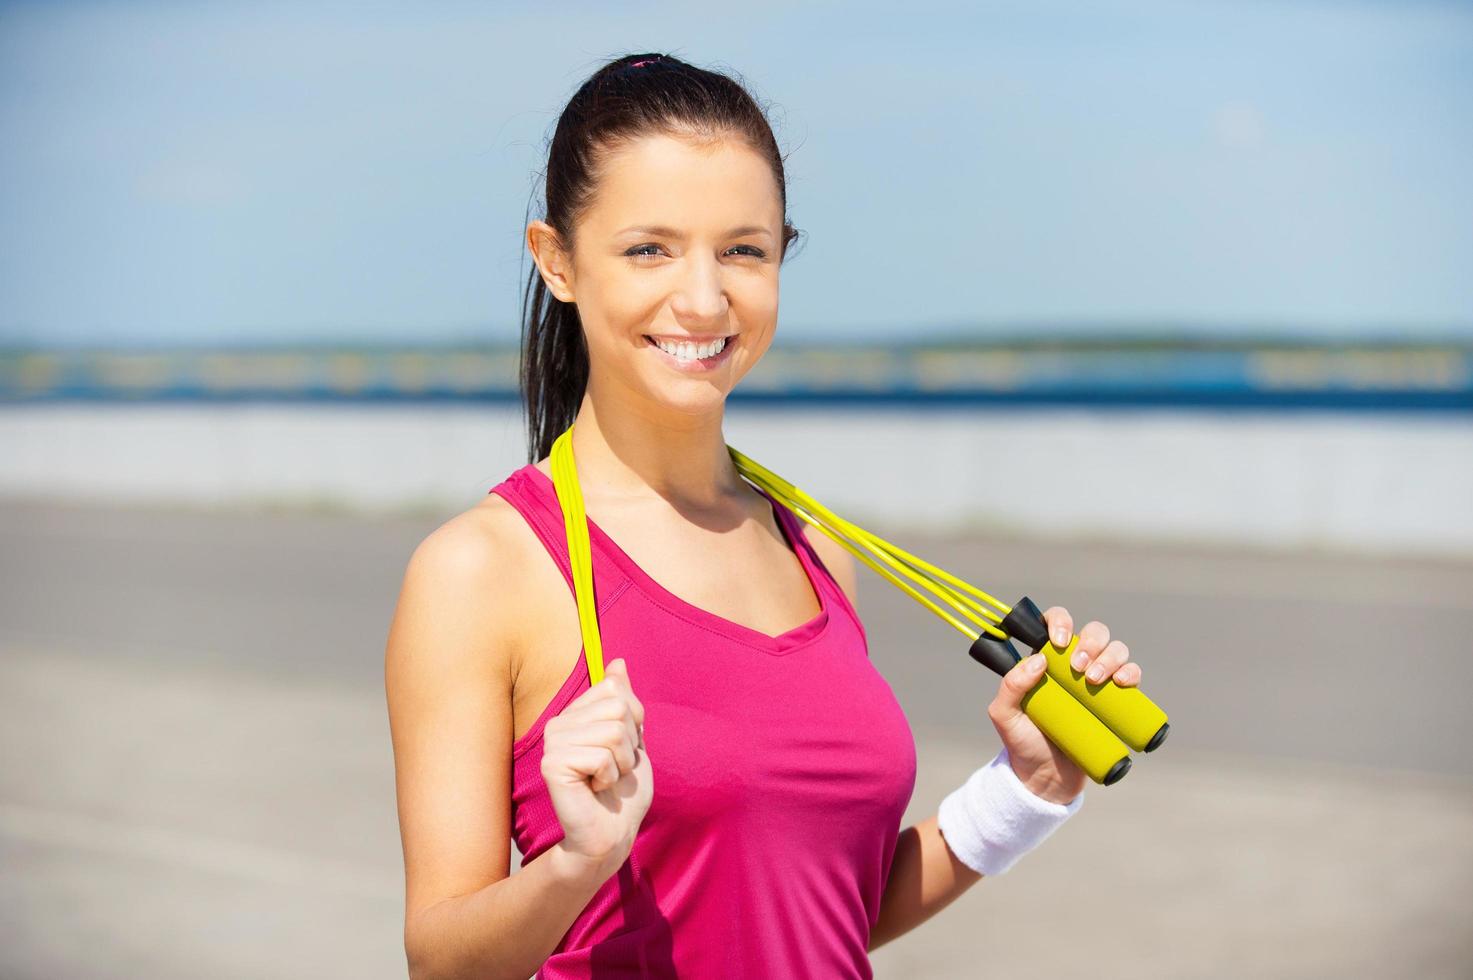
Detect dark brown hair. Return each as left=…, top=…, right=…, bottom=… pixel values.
left=519, top=51, right=801, bottom=463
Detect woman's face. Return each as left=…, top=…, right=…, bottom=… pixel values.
left=528, top=132, right=785, bottom=420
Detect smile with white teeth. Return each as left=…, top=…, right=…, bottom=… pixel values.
left=648, top=336, right=729, bottom=362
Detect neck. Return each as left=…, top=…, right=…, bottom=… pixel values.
left=566, top=385, right=742, bottom=509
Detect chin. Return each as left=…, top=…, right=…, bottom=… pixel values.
left=651, top=385, right=731, bottom=418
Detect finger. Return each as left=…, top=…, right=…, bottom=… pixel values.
left=627, top=693, right=645, bottom=733
left=1084, top=639, right=1129, bottom=684
left=588, top=746, right=622, bottom=793
left=561, top=661, right=644, bottom=750
left=616, top=703, right=640, bottom=753
left=1111, top=661, right=1142, bottom=687
left=585, top=655, right=632, bottom=693
left=564, top=694, right=635, bottom=739
left=558, top=691, right=638, bottom=732
left=1042, top=606, right=1073, bottom=649
left=546, top=710, right=634, bottom=763
left=566, top=673, right=626, bottom=712
left=602, top=659, right=647, bottom=730
left=566, top=735, right=628, bottom=794
left=567, top=719, right=636, bottom=775
left=543, top=743, right=620, bottom=792
left=1071, top=620, right=1111, bottom=671
left=987, top=652, right=1049, bottom=729
left=604, top=658, right=633, bottom=699
left=582, top=678, right=643, bottom=749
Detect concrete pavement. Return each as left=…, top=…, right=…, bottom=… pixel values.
left=2, top=499, right=1470, bottom=979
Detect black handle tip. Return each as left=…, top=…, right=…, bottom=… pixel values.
left=967, top=634, right=1022, bottom=677
left=1001, top=595, right=1050, bottom=650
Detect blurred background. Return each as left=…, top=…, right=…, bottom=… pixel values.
left=2, top=2, right=1470, bottom=978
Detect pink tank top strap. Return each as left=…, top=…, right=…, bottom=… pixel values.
left=488, top=464, right=632, bottom=614
left=488, top=465, right=635, bottom=764
left=749, top=481, right=869, bottom=649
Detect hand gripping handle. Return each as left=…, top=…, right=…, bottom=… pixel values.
left=1002, top=597, right=1172, bottom=755
left=968, top=634, right=1134, bottom=786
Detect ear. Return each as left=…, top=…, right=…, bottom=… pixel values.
left=526, top=220, right=576, bottom=303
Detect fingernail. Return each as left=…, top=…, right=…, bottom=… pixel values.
left=1052, top=627, right=1069, bottom=647
left=1071, top=650, right=1089, bottom=671
left=1086, top=664, right=1105, bottom=682
left=1029, top=653, right=1047, bottom=672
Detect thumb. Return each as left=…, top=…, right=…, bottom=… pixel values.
left=604, top=657, right=634, bottom=695
left=992, top=652, right=1049, bottom=720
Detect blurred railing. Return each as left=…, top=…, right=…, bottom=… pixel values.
left=1, top=339, right=1468, bottom=411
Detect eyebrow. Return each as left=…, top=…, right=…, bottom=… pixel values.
left=615, top=224, right=773, bottom=239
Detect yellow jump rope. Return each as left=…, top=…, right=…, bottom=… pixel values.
left=550, top=424, right=1170, bottom=786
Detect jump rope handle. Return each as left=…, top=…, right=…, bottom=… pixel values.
left=968, top=597, right=1171, bottom=786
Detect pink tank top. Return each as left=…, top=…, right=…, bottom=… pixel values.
left=490, top=462, right=917, bottom=978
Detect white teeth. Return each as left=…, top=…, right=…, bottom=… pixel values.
left=654, top=336, right=727, bottom=361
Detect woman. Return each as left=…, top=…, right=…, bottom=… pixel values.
left=384, top=51, right=1144, bottom=979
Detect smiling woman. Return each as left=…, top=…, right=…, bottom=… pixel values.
left=383, top=50, right=1120, bottom=980
left=522, top=122, right=797, bottom=438
left=535, top=131, right=775, bottom=387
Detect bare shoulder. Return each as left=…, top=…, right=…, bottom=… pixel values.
left=384, top=491, right=537, bottom=754
left=393, top=491, right=548, bottom=673
left=383, top=491, right=540, bottom=924
left=416, top=491, right=539, bottom=584
left=800, top=521, right=859, bottom=610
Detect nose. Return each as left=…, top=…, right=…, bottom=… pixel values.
left=669, top=252, right=729, bottom=324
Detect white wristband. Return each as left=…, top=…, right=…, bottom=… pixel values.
left=936, top=746, right=1084, bottom=877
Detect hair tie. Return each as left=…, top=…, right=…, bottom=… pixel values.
left=629, top=57, right=659, bottom=68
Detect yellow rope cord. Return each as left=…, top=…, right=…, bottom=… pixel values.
left=726, top=447, right=1012, bottom=614
left=550, top=427, right=605, bottom=686
left=742, top=479, right=1009, bottom=641
left=726, top=446, right=1013, bottom=635
left=548, top=426, right=1023, bottom=689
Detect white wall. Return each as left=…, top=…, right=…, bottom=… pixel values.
left=2, top=403, right=1469, bottom=557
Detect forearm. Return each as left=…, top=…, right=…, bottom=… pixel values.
left=406, top=842, right=611, bottom=980
left=867, top=813, right=981, bottom=952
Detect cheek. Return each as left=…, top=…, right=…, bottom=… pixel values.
left=725, top=277, right=780, bottom=372
left=733, top=274, right=779, bottom=316
left=729, top=278, right=780, bottom=353
left=577, top=276, right=661, bottom=342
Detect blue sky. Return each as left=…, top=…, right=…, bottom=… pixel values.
left=1, top=0, right=1469, bottom=347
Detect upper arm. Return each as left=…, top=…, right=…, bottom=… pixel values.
left=801, top=522, right=859, bottom=611
left=384, top=506, right=522, bottom=931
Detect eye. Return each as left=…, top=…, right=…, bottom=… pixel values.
left=624, top=243, right=666, bottom=262
left=728, top=244, right=766, bottom=259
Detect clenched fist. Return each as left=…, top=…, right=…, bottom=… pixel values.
left=542, top=658, right=654, bottom=884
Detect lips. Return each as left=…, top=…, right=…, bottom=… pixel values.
left=643, top=334, right=737, bottom=371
